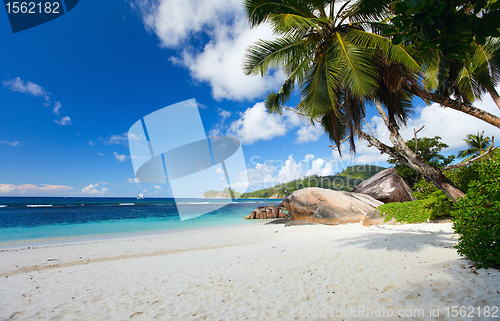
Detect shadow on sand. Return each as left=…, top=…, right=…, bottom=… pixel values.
left=336, top=224, right=457, bottom=253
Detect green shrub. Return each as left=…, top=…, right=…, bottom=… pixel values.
left=378, top=200, right=431, bottom=224
left=412, top=179, right=453, bottom=220
left=452, top=161, right=500, bottom=269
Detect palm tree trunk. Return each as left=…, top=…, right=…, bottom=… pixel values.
left=361, top=101, right=466, bottom=202
left=486, top=85, right=500, bottom=110
left=357, top=130, right=465, bottom=202
left=410, top=87, right=500, bottom=129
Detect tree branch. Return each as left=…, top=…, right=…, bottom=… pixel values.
left=414, top=125, right=425, bottom=153
left=328, top=135, right=351, bottom=150
left=410, top=87, right=500, bottom=129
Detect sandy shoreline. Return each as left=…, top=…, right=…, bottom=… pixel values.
left=1, top=222, right=499, bottom=320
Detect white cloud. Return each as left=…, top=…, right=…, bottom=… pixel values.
left=246, top=162, right=276, bottom=190
left=0, top=141, right=22, bottom=146
left=0, top=184, right=16, bottom=194
left=228, top=102, right=303, bottom=144
left=3, top=78, right=72, bottom=124
left=154, top=185, right=162, bottom=189
left=215, top=167, right=225, bottom=174
left=245, top=154, right=339, bottom=191
left=275, top=155, right=305, bottom=183
left=0, top=184, right=73, bottom=195
left=305, top=158, right=335, bottom=176
left=132, top=0, right=284, bottom=101
left=128, top=132, right=143, bottom=142
left=127, top=178, right=141, bottom=183
left=133, top=0, right=241, bottom=48
left=88, top=140, right=95, bottom=146
left=101, top=133, right=129, bottom=146
left=55, top=116, right=72, bottom=126
left=98, top=152, right=105, bottom=156
left=3, top=77, right=50, bottom=102
left=114, top=152, right=129, bottom=162
left=400, top=97, right=500, bottom=151
left=80, top=184, right=108, bottom=195
left=209, top=109, right=232, bottom=136
left=296, top=123, right=324, bottom=144
left=52, top=101, right=62, bottom=115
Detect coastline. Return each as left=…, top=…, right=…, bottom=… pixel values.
left=1, top=222, right=499, bottom=320
left=0, top=197, right=283, bottom=244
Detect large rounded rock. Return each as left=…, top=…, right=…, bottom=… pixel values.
left=282, top=188, right=383, bottom=225
left=351, top=168, right=415, bottom=203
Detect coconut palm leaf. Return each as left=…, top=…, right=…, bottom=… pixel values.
left=268, top=13, right=327, bottom=34
left=330, top=33, right=378, bottom=98
left=265, top=58, right=312, bottom=113
left=345, top=29, right=421, bottom=71
left=457, top=131, right=492, bottom=161
left=243, top=34, right=313, bottom=76
left=244, top=0, right=314, bottom=28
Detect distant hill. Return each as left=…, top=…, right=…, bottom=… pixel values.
left=240, top=165, right=386, bottom=199
left=201, top=187, right=242, bottom=199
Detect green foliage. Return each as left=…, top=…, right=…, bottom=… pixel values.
left=378, top=200, right=431, bottom=223
left=388, top=136, right=455, bottom=186
left=202, top=188, right=241, bottom=199
left=203, top=190, right=219, bottom=198
left=452, top=161, right=500, bottom=268
left=412, top=179, right=453, bottom=220
left=240, top=165, right=386, bottom=198
left=384, top=0, right=500, bottom=60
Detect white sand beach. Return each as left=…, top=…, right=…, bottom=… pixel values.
left=1, top=222, right=499, bottom=320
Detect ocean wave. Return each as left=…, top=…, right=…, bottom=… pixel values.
left=0, top=205, right=7, bottom=208
left=119, top=203, right=135, bottom=206
left=26, top=205, right=53, bottom=208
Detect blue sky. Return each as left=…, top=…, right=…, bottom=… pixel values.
left=1, top=0, right=499, bottom=197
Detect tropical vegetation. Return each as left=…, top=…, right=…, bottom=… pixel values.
left=240, top=165, right=385, bottom=198
left=243, top=0, right=494, bottom=201
left=457, top=131, right=496, bottom=161
left=453, top=161, right=500, bottom=269
left=242, top=0, right=500, bottom=268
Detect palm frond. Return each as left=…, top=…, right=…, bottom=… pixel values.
left=347, top=0, right=392, bottom=24
left=268, top=13, right=327, bottom=34
left=243, top=34, right=313, bottom=76
left=331, top=33, right=379, bottom=98
left=374, top=58, right=413, bottom=128
left=345, top=29, right=421, bottom=71
left=319, top=108, right=347, bottom=155
left=265, top=58, right=312, bottom=113
left=455, top=62, right=484, bottom=102
left=244, top=0, right=314, bottom=28
left=297, top=52, right=332, bottom=120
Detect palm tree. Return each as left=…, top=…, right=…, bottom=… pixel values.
left=243, top=0, right=420, bottom=152
left=243, top=0, right=466, bottom=201
left=458, top=131, right=492, bottom=161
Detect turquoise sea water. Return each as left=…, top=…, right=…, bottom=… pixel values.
left=0, top=197, right=282, bottom=244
